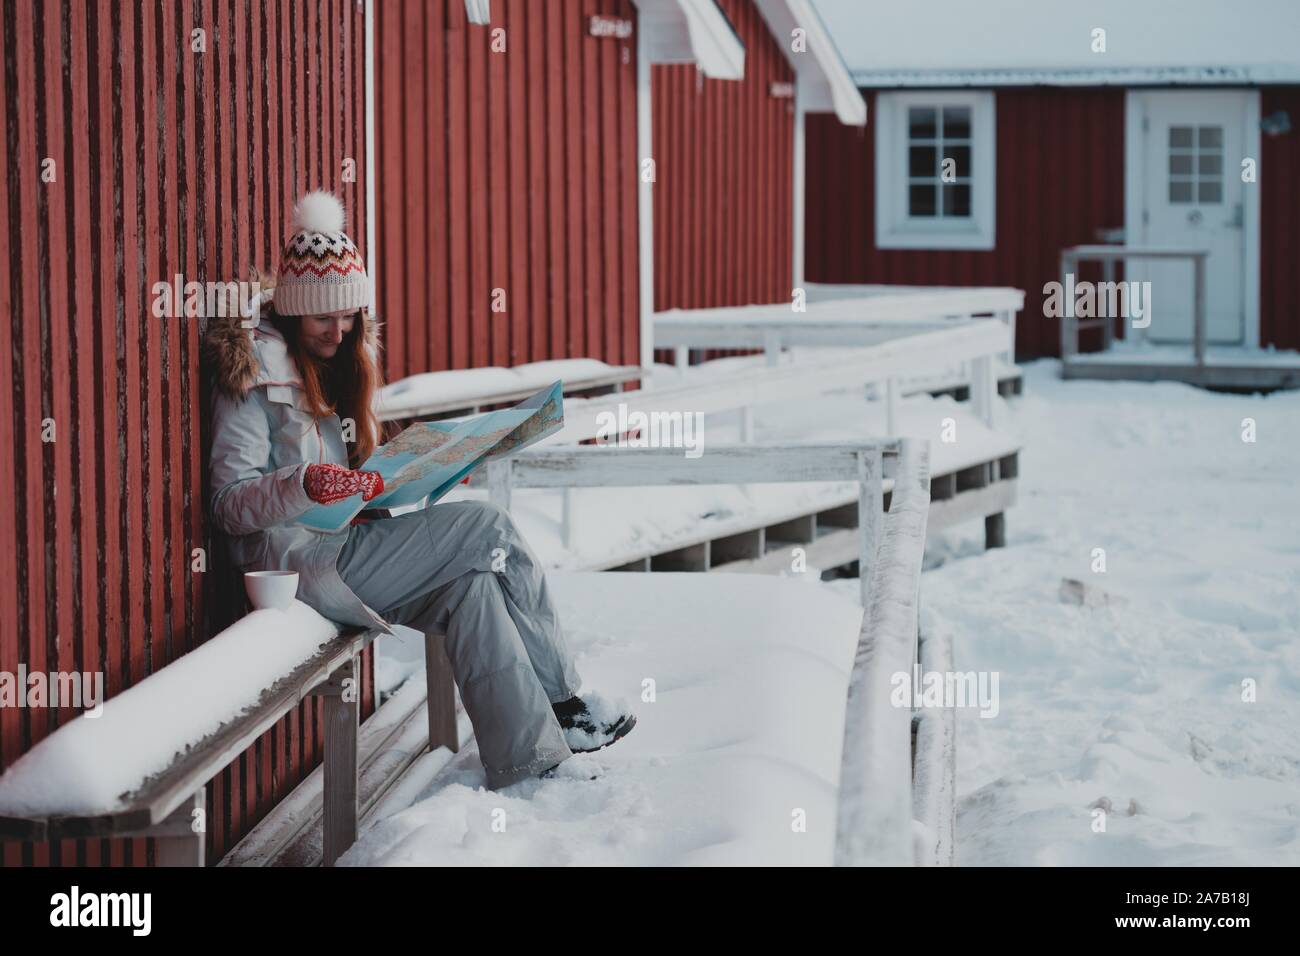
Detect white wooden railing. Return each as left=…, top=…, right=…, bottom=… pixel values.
left=462, top=319, right=1009, bottom=552
left=1059, top=245, right=1209, bottom=363
left=655, top=283, right=1023, bottom=376
left=834, top=439, right=935, bottom=866
left=560, top=317, right=1009, bottom=444
left=488, top=440, right=910, bottom=610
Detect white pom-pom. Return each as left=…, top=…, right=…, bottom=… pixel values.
left=292, top=189, right=346, bottom=233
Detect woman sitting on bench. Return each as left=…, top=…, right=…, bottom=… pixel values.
left=205, top=190, right=634, bottom=790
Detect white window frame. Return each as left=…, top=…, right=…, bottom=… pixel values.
left=875, top=90, right=996, bottom=250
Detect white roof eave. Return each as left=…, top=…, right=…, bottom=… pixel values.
left=633, top=0, right=746, bottom=80
left=753, top=0, right=866, bottom=126
left=848, top=64, right=1300, bottom=89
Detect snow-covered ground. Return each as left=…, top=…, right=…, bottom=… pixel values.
left=357, top=358, right=1299, bottom=866
left=912, top=361, right=1300, bottom=865
left=342, top=573, right=863, bottom=866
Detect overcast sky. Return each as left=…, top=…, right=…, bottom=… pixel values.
left=812, top=0, right=1300, bottom=72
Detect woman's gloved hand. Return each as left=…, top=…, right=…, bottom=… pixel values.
left=303, top=462, right=385, bottom=505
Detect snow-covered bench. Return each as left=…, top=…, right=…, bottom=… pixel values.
left=0, top=605, right=456, bottom=867
left=377, top=358, right=643, bottom=422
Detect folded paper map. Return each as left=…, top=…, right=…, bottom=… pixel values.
left=298, top=380, right=564, bottom=531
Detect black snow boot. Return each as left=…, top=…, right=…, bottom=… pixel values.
left=538, top=692, right=637, bottom=780
left=551, top=692, right=637, bottom=754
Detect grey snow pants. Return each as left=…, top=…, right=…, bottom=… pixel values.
left=335, top=499, right=582, bottom=789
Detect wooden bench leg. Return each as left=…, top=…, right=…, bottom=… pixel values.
left=425, top=632, right=459, bottom=753
left=153, top=790, right=206, bottom=867
left=985, top=512, right=1006, bottom=550
left=320, top=657, right=359, bottom=867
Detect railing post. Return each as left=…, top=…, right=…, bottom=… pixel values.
left=970, top=355, right=996, bottom=429
left=1193, top=253, right=1207, bottom=370
left=320, top=657, right=359, bottom=867
left=856, top=447, right=884, bottom=610
left=487, top=458, right=513, bottom=512
left=152, top=790, right=207, bottom=867
left=1059, top=250, right=1075, bottom=360
left=884, top=377, right=898, bottom=437
left=561, top=487, right=576, bottom=550
left=764, top=329, right=781, bottom=367
left=1000, top=308, right=1017, bottom=365
left=913, top=624, right=956, bottom=866
left=1101, top=259, right=1116, bottom=351
left=424, top=631, right=459, bottom=754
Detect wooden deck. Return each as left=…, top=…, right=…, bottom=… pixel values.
left=585, top=449, right=1019, bottom=575
left=1062, top=345, right=1300, bottom=390
left=1057, top=245, right=1300, bottom=390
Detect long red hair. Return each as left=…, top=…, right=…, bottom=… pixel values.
left=267, top=307, right=385, bottom=467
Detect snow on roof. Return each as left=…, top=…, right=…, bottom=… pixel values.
left=849, top=64, right=1300, bottom=89
left=753, top=0, right=866, bottom=125
left=633, top=0, right=746, bottom=80
left=813, top=0, right=1300, bottom=81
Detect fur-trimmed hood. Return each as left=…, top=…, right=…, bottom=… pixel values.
left=203, top=293, right=381, bottom=400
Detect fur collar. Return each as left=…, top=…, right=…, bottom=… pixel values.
left=203, top=299, right=381, bottom=400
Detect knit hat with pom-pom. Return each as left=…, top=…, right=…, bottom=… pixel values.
left=273, top=190, right=370, bottom=316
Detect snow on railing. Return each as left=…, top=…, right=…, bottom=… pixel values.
left=376, top=359, right=643, bottom=422
left=557, top=318, right=1009, bottom=448
left=834, top=439, right=932, bottom=866
left=487, top=440, right=897, bottom=609
left=483, top=321, right=1000, bottom=553
left=912, top=618, right=956, bottom=866
left=654, top=283, right=1022, bottom=392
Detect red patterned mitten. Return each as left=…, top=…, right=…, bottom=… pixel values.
left=304, top=463, right=385, bottom=505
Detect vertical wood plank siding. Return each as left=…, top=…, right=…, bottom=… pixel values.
left=0, top=0, right=369, bottom=866
left=650, top=0, right=794, bottom=366
left=1260, top=87, right=1300, bottom=351
left=374, top=0, right=641, bottom=383
left=806, top=87, right=1127, bottom=358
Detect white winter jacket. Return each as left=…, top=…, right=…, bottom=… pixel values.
left=206, top=313, right=392, bottom=634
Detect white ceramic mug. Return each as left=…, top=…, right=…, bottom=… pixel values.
left=244, top=570, right=300, bottom=611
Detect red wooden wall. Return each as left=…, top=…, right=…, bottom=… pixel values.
left=0, top=0, right=370, bottom=866
left=374, top=0, right=641, bottom=383
left=806, top=87, right=1127, bottom=358
left=1260, top=87, right=1300, bottom=351
left=651, top=0, right=795, bottom=313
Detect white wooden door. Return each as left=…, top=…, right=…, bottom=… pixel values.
left=1129, top=91, right=1249, bottom=345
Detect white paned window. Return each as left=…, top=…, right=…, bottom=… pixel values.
left=875, top=91, right=996, bottom=249
left=1168, top=125, right=1223, bottom=204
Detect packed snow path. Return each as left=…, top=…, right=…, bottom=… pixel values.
left=915, top=360, right=1300, bottom=865
left=342, top=573, right=864, bottom=866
